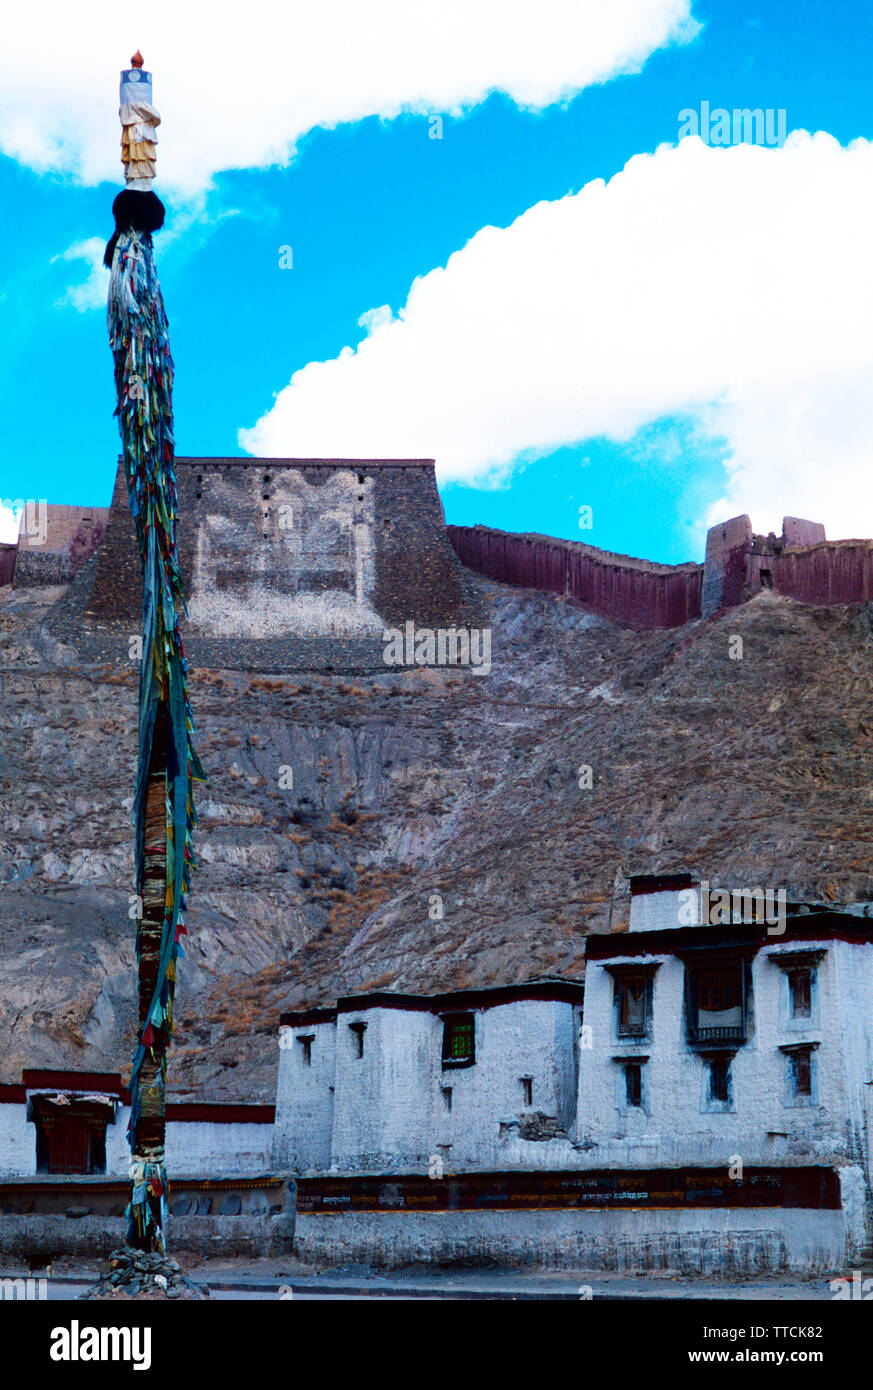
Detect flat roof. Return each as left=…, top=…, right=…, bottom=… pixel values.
left=586, top=911, right=873, bottom=960
left=172, top=456, right=436, bottom=469
left=11, top=1071, right=272, bottom=1120
left=280, top=977, right=584, bottom=1027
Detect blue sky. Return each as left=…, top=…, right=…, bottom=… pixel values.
left=1, top=0, right=871, bottom=561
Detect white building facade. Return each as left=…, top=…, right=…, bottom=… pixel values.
left=564, top=880, right=873, bottom=1270
left=0, top=1071, right=274, bottom=1178
left=273, top=981, right=584, bottom=1175
left=577, top=883, right=873, bottom=1171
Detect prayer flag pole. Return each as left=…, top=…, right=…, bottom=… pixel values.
left=105, top=51, right=205, bottom=1253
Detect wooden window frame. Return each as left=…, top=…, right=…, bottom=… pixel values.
left=685, top=957, right=748, bottom=1046
left=441, top=1013, right=475, bottom=1069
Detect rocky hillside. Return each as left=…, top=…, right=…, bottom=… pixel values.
left=2, top=575, right=872, bottom=1100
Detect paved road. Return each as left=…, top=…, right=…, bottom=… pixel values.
left=34, top=1282, right=418, bottom=1301
left=4, top=1269, right=838, bottom=1301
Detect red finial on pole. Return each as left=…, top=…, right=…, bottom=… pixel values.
left=131, top=50, right=144, bottom=68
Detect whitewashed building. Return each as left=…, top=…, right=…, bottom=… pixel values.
left=576, top=878, right=873, bottom=1171
left=562, top=876, right=873, bottom=1270
left=0, top=1071, right=274, bottom=1178
left=273, top=981, right=584, bottom=1175
left=282, top=884, right=873, bottom=1272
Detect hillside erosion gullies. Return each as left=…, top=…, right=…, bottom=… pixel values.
left=2, top=573, right=873, bottom=1100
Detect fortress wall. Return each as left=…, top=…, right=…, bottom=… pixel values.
left=701, top=515, right=752, bottom=618
left=449, top=526, right=567, bottom=595
left=447, top=525, right=702, bottom=629
left=449, top=519, right=873, bottom=628
left=771, top=541, right=873, bottom=606
left=0, top=546, right=15, bottom=586
left=782, top=517, right=827, bottom=549
left=51, top=477, right=873, bottom=648
left=13, top=505, right=109, bottom=588
left=367, top=463, right=465, bottom=628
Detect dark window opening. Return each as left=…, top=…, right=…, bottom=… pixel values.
left=298, top=1034, right=313, bottom=1067
left=442, top=1013, right=475, bottom=1067
left=708, top=1056, right=731, bottom=1104
left=521, top=1077, right=533, bottom=1107
left=624, top=1063, right=642, bottom=1108
left=357, top=473, right=365, bottom=485
left=789, top=969, right=812, bottom=1019
left=616, top=976, right=649, bottom=1037
left=441, top=1086, right=453, bottom=1112
left=760, top=568, right=773, bottom=589
left=688, top=962, right=746, bottom=1044
left=349, top=1021, right=367, bottom=1058
left=791, top=1049, right=813, bottom=1097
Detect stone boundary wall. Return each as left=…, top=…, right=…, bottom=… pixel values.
left=0, top=1173, right=295, bottom=1259
left=293, top=1207, right=850, bottom=1274
left=12, top=552, right=76, bottom=587
left=447, top=524, right=702, bottom=629
left=0, top=1213, right=293, bottom=1260
left=292, top=1164, right=857, bottom=1271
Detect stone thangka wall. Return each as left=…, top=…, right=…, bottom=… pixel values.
left=90, top=457, right=463, bottom=630
left=78, top=458, right=467, bottom=671
left=447, top=525, right=702, bottom=629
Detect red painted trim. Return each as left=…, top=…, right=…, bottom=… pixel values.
left=629, top=874, right=695, bottom=897
left=297, top=1166, right=841, bottom=1214
left=0, top=1084, right=26, bottom=1104
left=281, top=979, right=584, bottom=1027
left=0, top=1176, right=286, bottom=1195
left=279, top=1007, right=338, bottom=1028
left=22, top=1070, right=122, bottom=1095
left=164, top=1103, right=274, bottom=1124
left=16, top=1073, right=273, bottom=1122
left=585, top=912, right=873, bottom=961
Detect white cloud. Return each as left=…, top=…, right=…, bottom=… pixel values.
left=241, top=132, right=873, bottom=542
left=0, top=0, right=697, bottom=194
left=54, top=238, right=108, bottom=312
left=0, top=502, right=21, bottom=545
